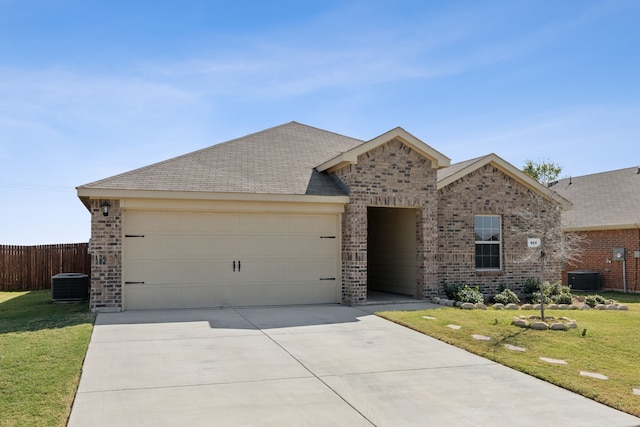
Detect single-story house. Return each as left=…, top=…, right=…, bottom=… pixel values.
left=552, top=167, right=640, bottom=292
left=77, top=122, right=568, bottom=312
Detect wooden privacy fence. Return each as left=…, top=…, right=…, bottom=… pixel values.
left=0, top=243, right=90, bottom=291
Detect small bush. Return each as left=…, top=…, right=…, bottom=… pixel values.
left=551, top=292, right=573, bottom=305
left=547, top=281, right=571, bottom=296
left=456, top=285, right=484, bottom=304
left=443, top=282, right=461, bottom=300
left=531, top=291, right=553, bottom=305
left=493, top=288, right=520, bottom=305
left=585, top=294, right=608, bottom=308
left=524, top=277, right=541, bottom=295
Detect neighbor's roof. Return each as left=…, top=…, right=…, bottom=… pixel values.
left=551, top=166, right=640, bottom=231
left=78, top=122, right=362, bottom=197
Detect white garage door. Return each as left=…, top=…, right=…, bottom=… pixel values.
left=123, top=211, right=340, bottom=310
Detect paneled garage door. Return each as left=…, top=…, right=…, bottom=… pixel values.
left=122, top=211, right=340, bottom=310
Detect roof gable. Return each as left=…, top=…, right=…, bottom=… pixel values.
left=316, top=127, right=450, bottom=172
left=437, top=153, right=572, bottom=209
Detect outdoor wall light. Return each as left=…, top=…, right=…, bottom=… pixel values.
left=101, top=201, right=111, bottom=217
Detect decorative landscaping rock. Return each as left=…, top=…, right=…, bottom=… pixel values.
left=606, top=304, right=618, bottom=310
left=439, top=299, right=450, bottom=306
left=567, top=321, right=578, bottom=329
left=577, top=295, right=586, bottom=302
left=547, top=304, right=559, bottom=310
left=618, top=305, right=629, bottom=311
left=506, top=303, right=519, bottom=310
left=530, top=321, right=549, bottom=330
left=520, top=304, right=533, bottom=310
left=569, top=305, right=579, bottom=310
left=431, top=297, right=440, bottom=304
left=461, top=302, right=475, bottom=310
left=455, top=301, right=464, bottom=307
left=558, top=304, right=569, bottom=310
left=595, top=304, right=607, bottom=310
left=633, top=388, right=640, bottom=396
left=446, top=300, right=455, bottom=307
left=550, top=322, right=568, bottom=331
left=475, top=303, right=487, bottom=310
left=511, top=317, right=529, bottom=327
left=533, top=304, right=541, bottom=310
left=528, top=315, right=541, bottom=320
left=447, top=324, right=461, bottom=330
left=580, top=304, right=591, bottom=310
left=493, top=303, right=505, bottom=310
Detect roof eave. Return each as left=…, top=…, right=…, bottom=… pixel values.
left=77, top=187, right=350, bottom=206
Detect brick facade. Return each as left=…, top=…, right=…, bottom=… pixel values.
left=86, top=145, right=567, bottom=310
left=89, top=199, right=122, bottom=312
left=563, top=229, right=640, bottom=292
left=437, top=164, right=562, bottom=297
left=333, top=139, right=439, bottom=304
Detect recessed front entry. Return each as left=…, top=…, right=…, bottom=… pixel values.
left=367, top=207, right=418, bottom=297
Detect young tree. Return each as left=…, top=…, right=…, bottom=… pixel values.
left=523, top=159, right=563, bottom=185
left=512, top=191, right=587, bottom=321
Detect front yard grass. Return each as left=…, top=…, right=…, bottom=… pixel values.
left=0, top=290, right=95, bottom=427
left=379, top=291, right=640, bottom=418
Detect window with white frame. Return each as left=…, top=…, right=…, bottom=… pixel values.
left=474, top=215, right=501, bottom=270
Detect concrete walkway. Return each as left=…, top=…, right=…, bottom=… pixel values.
left=68, top=304, right=640, bottom=427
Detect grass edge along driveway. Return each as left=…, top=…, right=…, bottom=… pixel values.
left=379, top=291, right=640, bottom=418
left=0, top=290, right=95, bottom=427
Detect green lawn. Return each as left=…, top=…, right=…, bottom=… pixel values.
left=379, top=291, right=640, bottom=418
left=0, top=290, right=95, bottom=427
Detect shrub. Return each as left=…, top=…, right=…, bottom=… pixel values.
left=531, top=291, right=552, bottom=305
left=493, top=288, right=520, bottom=305
left=456, top=285, right=484, bottom=304
left=551, top=292, right=573, bottom=305
left=443, top=282, right=461, bottom=300
left=585, top=294, right=608, bottom=308
left=524, top=277, right=541, bottom=295
left=547, top=281, right=571, bottom=297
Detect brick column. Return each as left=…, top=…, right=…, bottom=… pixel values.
left=89, top=199, right=122, bottom=312
left=341, top=203, right=368, bottom=304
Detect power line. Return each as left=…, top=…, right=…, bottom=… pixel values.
left=0, top=181, right=75, bottom=193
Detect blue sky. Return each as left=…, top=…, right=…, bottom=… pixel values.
left=1, top=0, right=639, bottom=245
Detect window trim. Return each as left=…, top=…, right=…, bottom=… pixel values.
left=474, top=214, right=502, bottom=271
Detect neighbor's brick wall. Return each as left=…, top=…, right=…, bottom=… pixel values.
left=333, top=139, right=439, bottom=304
left=562, top=228, right=640, bottom=292
left=437, top=164, right=563, bottom=297
left=89, top=199, right=122, bottom=312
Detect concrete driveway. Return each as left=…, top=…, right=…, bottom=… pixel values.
left=68, top=304, right=640, bottom=427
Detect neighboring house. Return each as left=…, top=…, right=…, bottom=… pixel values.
left=77, top=122, right=567, bottom=312
left=552, top=167, right=640, bottom=292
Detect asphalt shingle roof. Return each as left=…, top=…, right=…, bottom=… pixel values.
left=79, top=122, right=363, bottom=196
left=552, top=166, right=640, bottom=230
